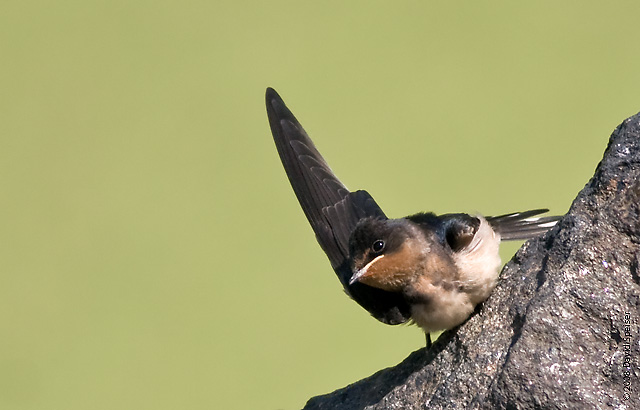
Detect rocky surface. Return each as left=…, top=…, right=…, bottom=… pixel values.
left=304, top=113, right=640, bottom=409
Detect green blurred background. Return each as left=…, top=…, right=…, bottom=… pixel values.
left=1, top=1, right=639, bottom=409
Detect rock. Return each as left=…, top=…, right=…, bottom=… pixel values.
left=304, top=113, right=640, bottom=409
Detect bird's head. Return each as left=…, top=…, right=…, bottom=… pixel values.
left=348, top=218, right=427, bottom=292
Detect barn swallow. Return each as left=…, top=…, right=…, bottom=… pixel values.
left=265, top=87, right=560, bottom=346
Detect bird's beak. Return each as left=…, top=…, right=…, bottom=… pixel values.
left=349, top=255, right=385, bottom=285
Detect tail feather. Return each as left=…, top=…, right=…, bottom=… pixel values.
left=486, top=209, right=561, bottom=241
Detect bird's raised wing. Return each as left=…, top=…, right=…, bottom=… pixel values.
left=266, top=88, right=410, bottom=324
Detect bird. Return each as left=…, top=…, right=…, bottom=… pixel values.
left=265, top=87, right=560, bottom=347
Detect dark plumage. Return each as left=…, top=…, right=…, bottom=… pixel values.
left=266, top=88, right=410, bottom=324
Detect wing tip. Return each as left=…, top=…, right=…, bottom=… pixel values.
left=265, top=87, right=294, bottom=126
left=265, top=86, right=278, bottom=100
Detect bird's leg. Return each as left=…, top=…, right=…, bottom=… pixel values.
left=425, top=332, right=432, bottom=349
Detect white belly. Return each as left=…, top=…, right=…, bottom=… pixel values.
left=411, top=217, right=502, bottom=333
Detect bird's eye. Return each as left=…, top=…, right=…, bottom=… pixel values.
left=371, top=240, right=385, bottom=253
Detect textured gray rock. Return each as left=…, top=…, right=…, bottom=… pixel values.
left=304, top=113, right=640, bottom=409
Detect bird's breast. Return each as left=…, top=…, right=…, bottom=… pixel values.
left=408, top=278, right=475, bottom=333
left=408, top=217, right=502, bottom=333
left=451, top=216, right=502, bottom=305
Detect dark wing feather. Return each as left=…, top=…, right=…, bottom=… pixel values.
left=486, top=209, right=561, bottom=240
left=266, top=88, right=410, bottom=324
